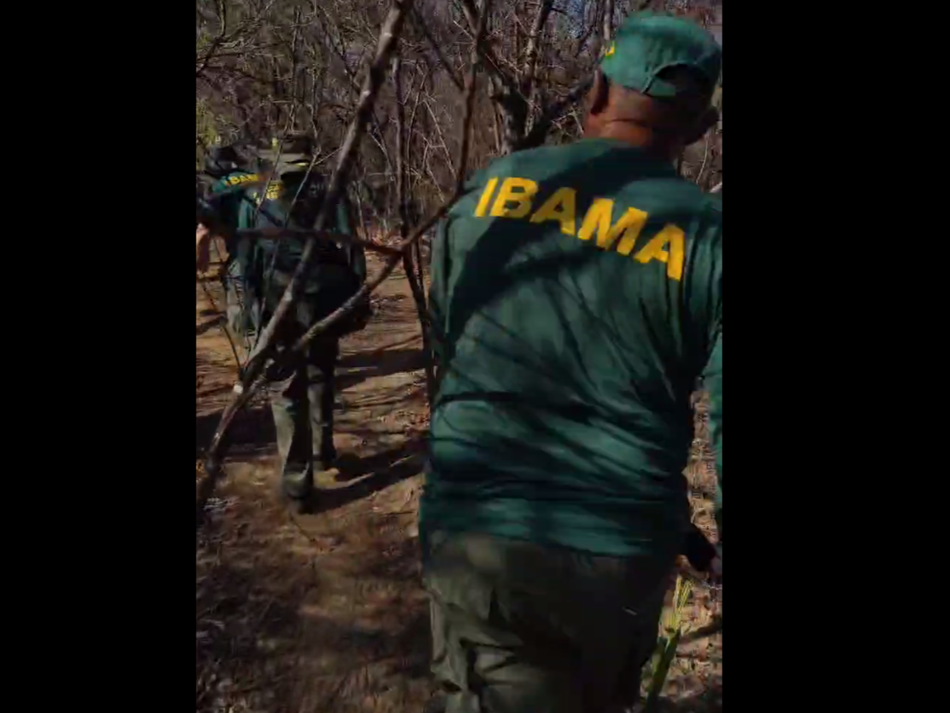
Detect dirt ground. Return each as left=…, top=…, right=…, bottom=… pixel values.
left=195, top=253, right=722, bottom=713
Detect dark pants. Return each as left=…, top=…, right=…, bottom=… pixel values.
left=222, top=259, right=260, bottom=343
left=423, top=531, right=673, bottom=713
left=269, top=316, right=340, bottom=500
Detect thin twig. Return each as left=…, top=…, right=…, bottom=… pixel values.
left=695, top=133, right=711, bottom=187
left=458, top=0, right=519, bottom=96
left=410, top=6, right=464, bottom=91
left=196, top=268, right=243, bottom=375
left=395, top=55, right=435, bottom=403
left=520, top=0, right=554, bottom=99
left=603, top=0, right=615, bottom=45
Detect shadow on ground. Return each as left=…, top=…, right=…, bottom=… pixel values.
left=197, top=314, right=226, bottom=336
left=338, top=346, right=424, bottom=390
left=196, top=545, right=305, bottom=712
left=197, top=475, right=434, bottom=713
left=308, top=436, right=426, bottom=515
left=196, top=404, right=276, bottom=460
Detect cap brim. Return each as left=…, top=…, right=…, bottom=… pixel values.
left=643, top=78, right=679, bottom=99
left=259, top=149, right=311, bottom=161
left=279, top=153, right=311, bottom=164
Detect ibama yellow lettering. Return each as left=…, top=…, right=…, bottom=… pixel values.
left=227, top=173, right=258, bottom=186
left=634, top=224, right=686, bottom=281
left=577, top=200, right=649, bottom=251
left=529, top=187, right=577, bottom=235
left=610, top=207, right=649, bottom=255
left=474, top=177, right=499, bottom=217
left=490, top=177, right=538, bottom=218
left=577, top=198, right=614, bottom=245
left=265, top=181, right=282, bottom=200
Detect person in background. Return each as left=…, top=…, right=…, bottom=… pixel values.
left=197, top=144, right=263, bottom=341
left=198, top=134, right=368, bottom=513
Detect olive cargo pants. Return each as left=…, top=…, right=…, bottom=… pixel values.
left=221, top=241, right=261, bottom=341
left=265, top=291, right=342, bottom=499
left=270, top=334, right=339, bottom=499
left=423, top=531, right=673, bottom=713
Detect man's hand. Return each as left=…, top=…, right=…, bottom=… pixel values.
left=196, top=224, right=212, bottom=273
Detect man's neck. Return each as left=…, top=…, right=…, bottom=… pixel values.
left=586, top=123, right=676, bottom=162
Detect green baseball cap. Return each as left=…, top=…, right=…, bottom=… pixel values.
left=258, top=134, right=314, bottom=174
left=600, top=12, right=721, bottom=100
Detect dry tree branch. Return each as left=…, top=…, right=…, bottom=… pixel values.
left=695, top=133, right=711, bottom=188
left=520, top=0, right=554, bottom=97
left=410, top=5, right=464, bottom=91
left=458, top=0, right=518, bottom=96
left=286, top=0, right=491, bottom=356
left=196, top=0, right=281, bottom=79
left=195, top=0, right=231, bottom=79
left=520, top=75, right=592, bottom=150
left=395, top=56, right=435, bottom=402
left=422, top=96, right=457, bottom=180
left=201, top=0, right=418, bottom=491
left=603, top=0, right=615, bottom=44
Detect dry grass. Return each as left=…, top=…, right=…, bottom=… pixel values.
left=196, top=470, right=433, bottom=713
left=196, top=262, right=434, bottom=713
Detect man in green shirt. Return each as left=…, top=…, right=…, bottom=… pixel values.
left=198, top=145, right=261, bottom=338
left=250, top=137, right=369, bottom=512
left=424, top=12, right=722, bottom=712
left=197, top=135, right=368, bottom=513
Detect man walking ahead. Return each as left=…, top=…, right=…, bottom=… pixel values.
left=251, top=137, right=367, bottom=512
left=424, top=12, right=722, bottom=713
left=197, top=135, right=367, bottom=513
left=197, top=144, right=261, bottom=339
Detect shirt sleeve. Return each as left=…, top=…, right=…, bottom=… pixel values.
left=203, top=179, right=247, bottom=235
left=702, top=326, right=722, bottom=546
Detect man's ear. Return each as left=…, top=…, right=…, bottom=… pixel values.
left=588, top=70, right=610, bottom=117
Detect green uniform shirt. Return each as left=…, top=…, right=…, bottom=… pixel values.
left=208, top=170, right=258, bottom=244
left=424, top=137, right=722, bottom=559
left=240, top=180, right=366, bottom=310
left=205, top=169, right=262, bottom=279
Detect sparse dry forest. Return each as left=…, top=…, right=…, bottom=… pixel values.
left=196, top=1, right=722, bottom=711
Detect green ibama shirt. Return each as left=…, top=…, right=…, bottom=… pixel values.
left=424, top=137, right=722, bottom=559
